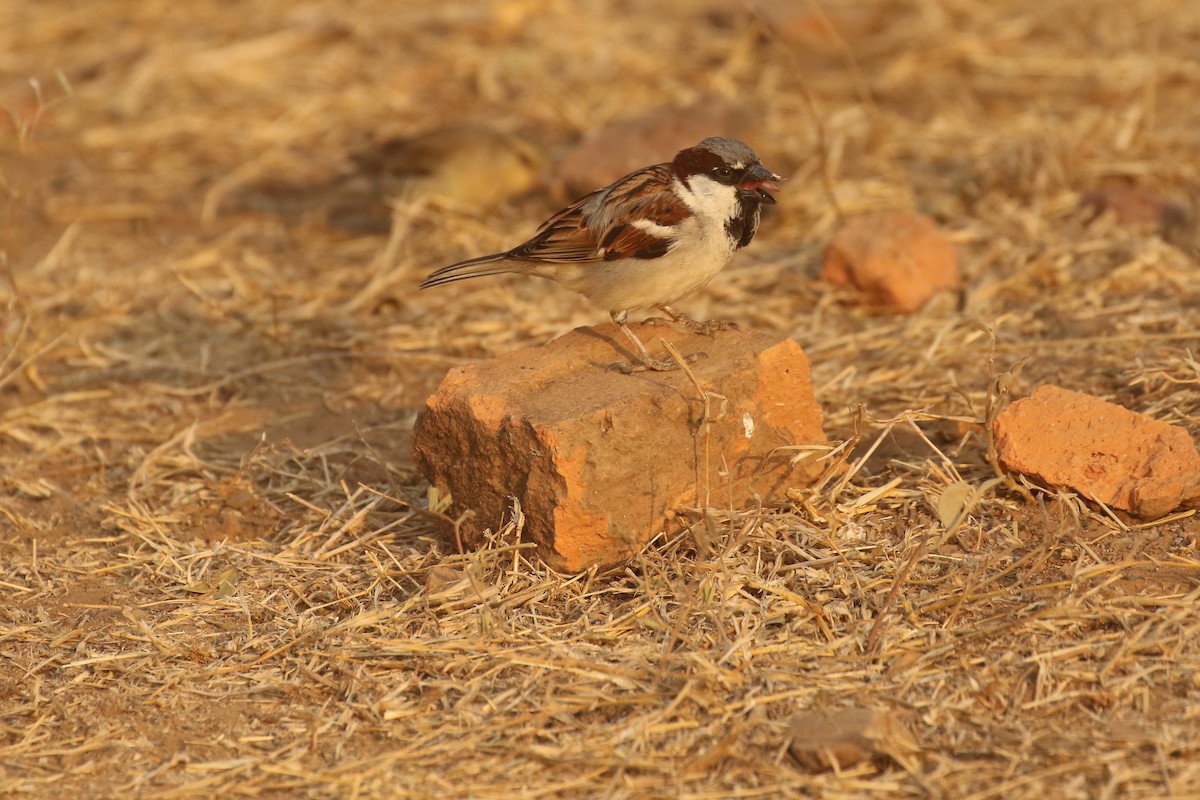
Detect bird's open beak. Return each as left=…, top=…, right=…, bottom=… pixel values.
left=738, top=164, right=782, bottom=204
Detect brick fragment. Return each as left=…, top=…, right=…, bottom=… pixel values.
left=821, top=210, right=961, bottom=313
left=994, top=385, right=1200, bottom=518
left=1081, top=185, right=1189, bottom=229
left=758, top=5, right=882, bottom=54
left=412, top=323, right=827, bottom=570
left=552, top=100, right=750, bottom=199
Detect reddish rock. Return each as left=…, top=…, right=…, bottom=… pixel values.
left=412, top=323, right=827, bottom=571
left=994, top=385, right=1200, bottom=518
left=758, top=5, right=882, bottom=55
left=1081, top=185, right=1189, bottom=229
left=821, top=211, right=961, bottom=313
left=552, top=100, right=751, bottom=199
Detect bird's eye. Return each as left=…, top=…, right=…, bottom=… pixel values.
left=714, top=165, right=734, bottom=180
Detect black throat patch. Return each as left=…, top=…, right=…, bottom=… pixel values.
left=726, top=198, right=763, bottom=249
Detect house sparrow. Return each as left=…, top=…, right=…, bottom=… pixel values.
left=420, top=136, right=781, bottom=371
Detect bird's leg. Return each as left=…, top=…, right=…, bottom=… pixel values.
left=611, top=311, right=683, bottom=372
left=658, top=305, right=740, bottom=336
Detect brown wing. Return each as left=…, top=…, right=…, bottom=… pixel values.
left=506, top=164, right=686, bottom=263
left=506, top=198, right=600, bottom=262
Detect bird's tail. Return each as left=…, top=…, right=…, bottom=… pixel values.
left=420, top=253, right=516, bottom=289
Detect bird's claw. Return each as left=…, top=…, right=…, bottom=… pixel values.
left=682, top=318, right=740, bottom=336
left=613, top=352, right=697, bottom=374
left=653, top=308, right=739, bottom=337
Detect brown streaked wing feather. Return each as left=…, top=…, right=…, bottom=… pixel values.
left=506, top=163, right=682, bottom=264
left=507, top=202, right=598, bottom=263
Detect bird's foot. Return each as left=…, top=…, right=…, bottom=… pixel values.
left=613, top=351, right=698, bottom=374
left=684, top=318, right=740, bottom=336
left=614, top=318, right=698, bottom=373
left=657, top=307, right=739, bottom=337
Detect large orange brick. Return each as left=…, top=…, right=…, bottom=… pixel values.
left=413, top=323, right=827, bottom=570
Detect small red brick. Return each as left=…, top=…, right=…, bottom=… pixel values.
left=821, top=210, right=961, bottom=313
left=1081, top=185, right=1190, bottom=228
left=758, top=5, right=882, bottom=55
left=412, top=323, right=827, bottom=571
left=994, top=385, right=1200, bottom=518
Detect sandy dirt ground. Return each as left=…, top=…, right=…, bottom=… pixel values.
left=3, top=1, right=1199, bottom=797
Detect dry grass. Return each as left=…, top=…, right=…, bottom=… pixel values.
left=3, top=0, right=1200, bottom=797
